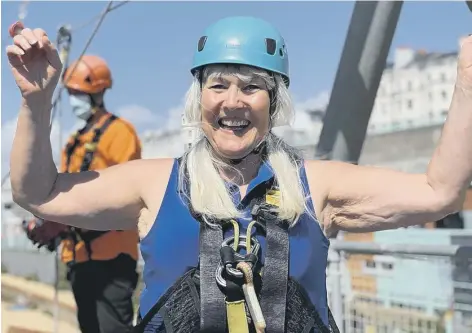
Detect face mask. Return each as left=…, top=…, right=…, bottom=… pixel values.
left=69, top=94, right=93, bottom=120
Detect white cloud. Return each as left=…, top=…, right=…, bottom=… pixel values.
left=116, top=105, right=161, bottom=126
left=292, top=90, right=329, bottom=129
left=1, top=117, right=77, bottom=187
left=116, top=103, right=186, bottom=135
left=272, top=90, right=329, bottom=146
left=164, top=104, right=186, bottom=132
left=115, top=102, right=188, bottom=158
left=294, top=90, right=330, bottom=114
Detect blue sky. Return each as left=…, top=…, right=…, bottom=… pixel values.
left=1, top=1, right=471, bottom=172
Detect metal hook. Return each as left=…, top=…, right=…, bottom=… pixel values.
left=215, top=235, right=261, bottom=288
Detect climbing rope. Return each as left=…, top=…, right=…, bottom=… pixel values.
left=1, top=0, right=130, bottom=187
left=217, top=219, right=267, bottom=333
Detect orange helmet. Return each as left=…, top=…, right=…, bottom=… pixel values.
left=63, top=55, right=112, bottom=94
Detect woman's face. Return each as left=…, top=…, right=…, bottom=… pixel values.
left=200, top=68, right=271, bottom=160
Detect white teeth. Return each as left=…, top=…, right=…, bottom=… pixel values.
left=220, top=119, right=250, bottom=127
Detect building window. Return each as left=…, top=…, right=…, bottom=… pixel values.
left=407, top=100, right=413, bottom=109
left=441, top=73, right=446, bottom=82
left=382, top=262, right=394, bottom=270
left=428, top=92, right=433, bottom=101
left=365, top=260, right=376, bottom=268
left=442, top=91, right=447, bottom=100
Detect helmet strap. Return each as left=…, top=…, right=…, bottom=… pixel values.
left=84, top=93, right=106, bottom=123
left=227, top=133, right=269, bottom=165
left=227, top=141, right=267, bottom=165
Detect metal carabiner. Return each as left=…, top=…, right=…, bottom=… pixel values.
left=221, top=234, right=261, bottom=256
left=215, top=235, right=261, bottom=288
left=223, top=235, right=261, bottom=278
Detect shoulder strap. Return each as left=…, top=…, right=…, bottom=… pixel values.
left=179, top=156, right=227, bottom=331
left=63, top=114, right=118, bottom=259
left=80, top=114, right=118, bottom=172
left=64, top=114, right=118, bottom=173
left=250, top=180, right=290, bottom=333
left=199, top=223, right=227, bottom=332
left=64, top=126, right=88, bottom=173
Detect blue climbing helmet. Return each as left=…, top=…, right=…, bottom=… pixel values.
left=191, top=16, right=290, bottom=86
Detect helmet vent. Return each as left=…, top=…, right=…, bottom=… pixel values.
left=198, top=36, right=207, bottom=52
left=265, top=38, right=276, bottom=55
left=279, top=44, right=287, bottom=57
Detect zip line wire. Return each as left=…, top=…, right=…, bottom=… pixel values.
left=1, top=1, right=127, bottom=47
left=49, top=0, right=116, bottom=127
left=1, top=0, right=130, bottom=188
left=70, top=1, right=130, bottom=33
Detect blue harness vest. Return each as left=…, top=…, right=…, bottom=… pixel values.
left=137, top=158, right=335, bottom=332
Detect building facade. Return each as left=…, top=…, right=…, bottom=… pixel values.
left=368, top=45, right=458, bottom=135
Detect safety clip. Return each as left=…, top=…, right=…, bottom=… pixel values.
left=215, top=235, right=260, bottom=288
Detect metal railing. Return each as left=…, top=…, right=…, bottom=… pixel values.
left=327, top=241, right=472, bottom=333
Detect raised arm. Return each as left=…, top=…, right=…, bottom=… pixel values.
left=6, top=26, right=148, bottom=231
left=307, top=36, right=472, bottom=236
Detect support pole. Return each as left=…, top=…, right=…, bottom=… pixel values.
left=52, top=25, right=72, bottom=333
left=315, top=1, right=403, bottom=163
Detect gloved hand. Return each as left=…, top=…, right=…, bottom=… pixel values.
left=22, top=218, right=69, bottom=251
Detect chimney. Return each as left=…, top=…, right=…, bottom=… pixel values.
left=394, top=46, right=415, bottom=69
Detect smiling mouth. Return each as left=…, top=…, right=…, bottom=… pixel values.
left=217, top=118, right=251, bottom=131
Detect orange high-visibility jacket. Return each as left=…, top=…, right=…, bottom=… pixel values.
left=59, top=112, right=141, bottom=264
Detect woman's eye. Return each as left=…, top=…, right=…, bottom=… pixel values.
left=244, top=85, right=260, bottom=91
left=210, top=84, right=226, bottom=90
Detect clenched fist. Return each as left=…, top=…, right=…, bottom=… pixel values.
left=6, top=25, right=63, bottom=105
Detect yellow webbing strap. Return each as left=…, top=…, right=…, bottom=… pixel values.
left=226, top=299, right=249, bottom=333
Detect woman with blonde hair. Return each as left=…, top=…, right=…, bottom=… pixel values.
left=6, top=16, right=472, bottom=333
